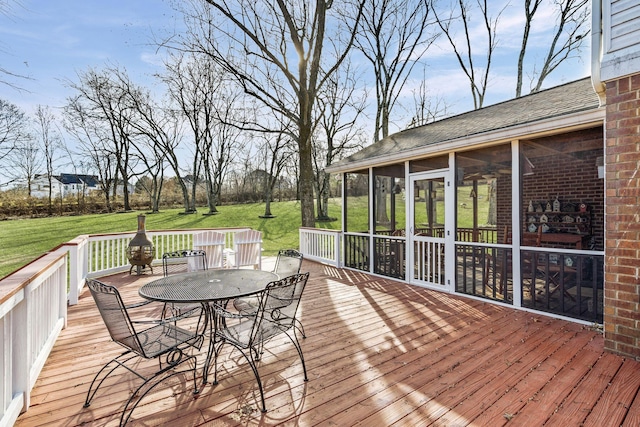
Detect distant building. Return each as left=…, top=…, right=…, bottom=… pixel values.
left=114, top=180, right=135, bottom=196
left=30, top=173, right=100, bottom=198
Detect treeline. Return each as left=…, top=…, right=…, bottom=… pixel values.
left=0, top=173, right=340, bottom=219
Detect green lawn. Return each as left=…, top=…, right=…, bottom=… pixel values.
left=0, top=187, right=493, bottom=279
left=0, top=200, right=342, bottom=279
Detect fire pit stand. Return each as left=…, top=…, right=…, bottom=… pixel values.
left=126, top=214, right=155, bottom=275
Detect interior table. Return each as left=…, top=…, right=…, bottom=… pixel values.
left=523, top=231, right=585, bottom=249
left=139, top=269, right=278, bottom=383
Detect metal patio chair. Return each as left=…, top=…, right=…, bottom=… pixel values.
left=84, top=279, right=204, bottom=426
left=272, top=248, right=304, bottom=278
left=212, top=272, right=310, bottom=413
left=233, top=248, right=306, bottom=337
left=162, top=249, right=208, bottom=319
left=162, top=249, right=208, bottom=276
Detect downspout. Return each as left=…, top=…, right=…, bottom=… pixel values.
left=591, top=0, right=606, bottom=105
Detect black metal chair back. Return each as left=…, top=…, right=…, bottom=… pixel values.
left=88, top=279, right=146, bottom=356
left=273, top=249, right=304, bottom=278
left=213, top=272, right=310, bottom=412
left=162, top=249, right=208, bottom=277
left=85, top=279, right=202, bottom=426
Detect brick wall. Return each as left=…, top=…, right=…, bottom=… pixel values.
left=521, top=128, right=605, bottom=251
left=492, top=130, right=605, bottom=249
left=604, top=75, right=640, bottom=359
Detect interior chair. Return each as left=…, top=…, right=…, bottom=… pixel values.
left=521, top=227, right=575, bottom=302
left=483, top=225, right=512, bottom=295
left=521, top=226, right=545, bottom=296
left=229, top=230, right=262, bottom=269
left=193, top=231, right=226, bottom=269
left=233, top=248, right=306, bottom=337
left=84, top=279, right=204, bottom=426
left=162, top=249, right=208, bottom=276
left=212, top=272, right=309, bottom=413
left=161, top=249, right=208, bottom=318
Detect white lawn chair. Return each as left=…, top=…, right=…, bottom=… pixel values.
left=229, top=230, right=262, bottom=269
left=193, top=231, right=226, bottom=269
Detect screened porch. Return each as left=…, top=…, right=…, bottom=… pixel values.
left=339, top=127, right=604, bottom=324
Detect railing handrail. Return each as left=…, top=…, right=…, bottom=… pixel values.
left=0, top=251, right=67, bottom=426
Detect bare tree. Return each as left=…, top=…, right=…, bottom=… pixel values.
left=356, top=0, right=438, bottom=141
left=517, top=0, right=589, bottom=96
left=202, top=91, right=244, bottom=215
left=65, top=66, right=137, bottom=211
left=168, top=0, right=365, bottom=227
left=257, top=131, right=295, bottom=218
left=0, top=98, right=28, bottom=163
left=227, top=152, right=256, bottom=203
left=114, top=77, right=180, bottom=214
left=407, top=67, right=451, bottom=127
left=33, top=105, right=61, bottom=214
left=64, top=95, right=117, bottom=211
left=314, top=62, right=367, bottom=220
left=101, top=67, right=191, bottom=214
left=162, top=52, right=243, bottom=216
left=431, top=0, right=506, bottom=109
left=5, top=133, right=40, bottom=195
left=161, top=52, right=225, bottom=214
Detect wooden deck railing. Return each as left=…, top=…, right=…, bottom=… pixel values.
left=299, top=227, right=341, bottom=266
left=0, top=227, right=251, bottom=426
left=0, top=250, right=67, bottom=426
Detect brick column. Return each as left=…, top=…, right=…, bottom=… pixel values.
left=604, top=74, right=640, bottom=359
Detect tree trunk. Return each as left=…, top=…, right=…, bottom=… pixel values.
left=298, top=100, right=316, bottom=227
left=122, top=179, right=131, bottom=211
left=486, top=179, right=497, bottom=225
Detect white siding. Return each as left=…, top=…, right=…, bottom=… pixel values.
left=601, top=0, right=640, bottom=81
left=609, top=0, right=640, bottom=52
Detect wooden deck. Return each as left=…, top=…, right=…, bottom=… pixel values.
left=15, top=260, right=640, bottom=426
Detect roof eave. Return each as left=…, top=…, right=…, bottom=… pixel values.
left=325, top=107, right=605, bottom=174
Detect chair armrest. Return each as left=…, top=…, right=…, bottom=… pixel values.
left=125, top=299, right=153, bottom=310
left=126, top=299, right=200, bottom=324
left=214, top=304, right=257, bottom=320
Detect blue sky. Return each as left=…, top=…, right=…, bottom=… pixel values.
left=1, top=0, right=591, bottom=134
left=0, top=0, right=177, bottom=114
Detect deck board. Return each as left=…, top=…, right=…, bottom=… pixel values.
left=14, top=260, right=640, bottom=426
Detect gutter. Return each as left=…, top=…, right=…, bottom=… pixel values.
left=591, top=0, right=606, bottom=105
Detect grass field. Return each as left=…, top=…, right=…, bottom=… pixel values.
left=1, top=185, right=492, bottom=279
left=0, top=199, right=342, bottom=279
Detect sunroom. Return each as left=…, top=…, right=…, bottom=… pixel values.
left=326, top=78, right=605, bottom=324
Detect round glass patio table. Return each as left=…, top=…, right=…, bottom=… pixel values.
left=139, top=269, right=278, bottom=383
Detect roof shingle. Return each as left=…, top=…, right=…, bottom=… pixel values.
left=330, top=78, right=600, bottom=170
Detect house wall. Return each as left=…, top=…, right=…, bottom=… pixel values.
left=604, top=74, right=640, bottom=359
left=31, top=178, right=62, bottom=199
left=521, top=129, right=605, bottom=251
left=491, top=129, right=605, bottom=249
left=601, top=0, right=640, bottom=82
